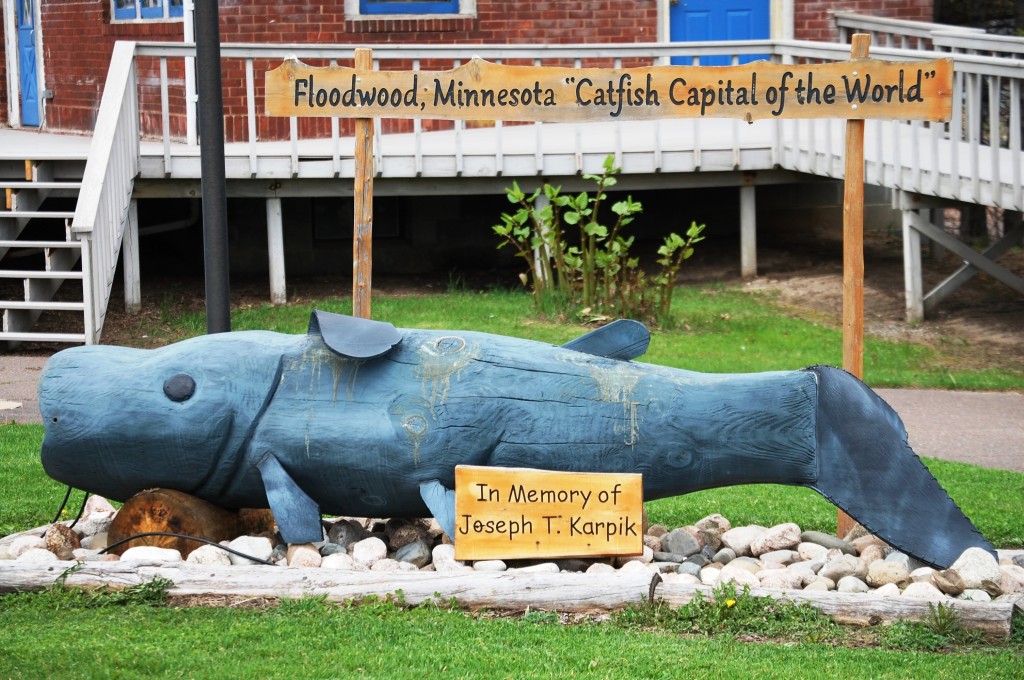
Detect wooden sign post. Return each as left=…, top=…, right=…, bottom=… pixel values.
left=838, top=34, right=871, bottom=539
left=352, top=48, right=374, bottom=319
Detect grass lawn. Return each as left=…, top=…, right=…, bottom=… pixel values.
left=2, top=285, right=1022, bottom=674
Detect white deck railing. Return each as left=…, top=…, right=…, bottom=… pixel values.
left=64, top=26, right=1024, bottom=342
left=70, top=41, right=140, bottom=344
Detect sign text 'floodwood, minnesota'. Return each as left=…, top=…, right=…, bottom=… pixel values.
left=266, top=57, right=953, bottom=123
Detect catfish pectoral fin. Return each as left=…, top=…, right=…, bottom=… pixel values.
left=808, top=366, right=996, bottom=569
left=420, top=480, right=456, bottom=541
left=256, top=453, right=323, bottom=545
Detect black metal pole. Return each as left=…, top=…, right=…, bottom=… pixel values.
left=195, top=1, right=231, bottom=333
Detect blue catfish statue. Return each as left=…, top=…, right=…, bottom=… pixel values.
left=38, top=311, right=994, bottom=569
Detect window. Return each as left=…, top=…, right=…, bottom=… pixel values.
left=359, top=0, right=459, bottom=15
left=113, top=0, right=183, bottom=21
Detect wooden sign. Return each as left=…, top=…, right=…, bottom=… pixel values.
left=453, top=465, right=643, bottom=561
left=266, top=57, right=953, bottom=123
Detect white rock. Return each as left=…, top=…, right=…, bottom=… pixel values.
left=820, top=553, right=867, bottom=582
left=227, top=536, right=273, bottom=565
left=473, top=560, right=507, bottom=572
left=873, top=583, right=901, bottom=598
left=750, top=523, right=801, bottom=556
left=0, top=546, right=12, bottom=560
left=80, top=532, right=109, bottom=551
left=515, top=562, right=560, bottom=574
left=722, top=558, right=761, bottom=575
left=431, top=544, right=466, bottom=573
left=700, top=566, right=722, bottom=586
left=619, top=560, right=651, bottom=574
left=720, top=525, right=767, bottom=557
left=803, top=580, right=831, bottom=592
left=720, top=568, right=760, bottom=589
left=902, top=582, right=946, bottom=601
left=615, top=546, right=654, bottom=567
left=950, top=547, right=1001, bottom=591
left=397, top=561, right=419, bottom=572
left=9, top=535, right=45, bottom=558
left=370, top=558, right=401, bottom=572
left=910, top=567, right=937, bottom=583
left=643, top=535, right=662, bottom=551
left=74, top=513, right=115, bottom=539
left=760, top=549, right=798, bottom=566
left=836, top=576, right=869, bottom=594
left=999, top=565, right=1024, bottom=594
left=287, top=544, right=323, bottom=568
left=786, top=563, right=817, bottom=587
left=71, top=548, right=103, bottom=562
left=15, top=548, right=59, bottom=563
left=351, top=537, right=388, bottom=566
left=586, top=562, right=616, bottom=575
left=797, top=542, right=829, bottom=562
left=120, top=546, right=182, bottom=563
left=959, top=589, right=992, bottom=602
left=758, top=570, right=804, bottom=590
left=664, top=573, right=702, bottom=586
left=866, top=560, right=910, bottom=587
left=807, top=576, right=836, bottom=591
left=84, top=496, right=117, bottom=515
left=186, top=544, right=232, bottom=566
left=321, top=553, right=355, bottom=570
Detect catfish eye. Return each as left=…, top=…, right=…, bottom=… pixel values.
left=163, top=374, right=196, bottom=402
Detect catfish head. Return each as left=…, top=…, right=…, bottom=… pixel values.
left=38, top=331, right=296, bottom=503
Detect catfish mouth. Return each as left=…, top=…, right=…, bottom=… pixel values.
left=38, top=347, right=234, bottom=502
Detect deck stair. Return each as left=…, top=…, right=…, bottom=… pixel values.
left=0, top=154, right=88, bottom=349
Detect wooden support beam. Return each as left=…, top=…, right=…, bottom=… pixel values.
left=266, top=197, right=287, bottom=305
left=739, top=184, right=757, bottom=278
left=907, top=211, right=1024, bottom=297
left=123, top=200, right=141, bottom=315
left=23, top=160, right=32, bottom=181
left=353, top=48, right=374, bottom=319
left=4, top=187, right=12, bottom=211
left=838, top=34, right=870, bottom=540
left=924, top=221, right=1024, bottom=315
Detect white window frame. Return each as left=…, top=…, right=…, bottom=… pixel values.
left=111, top=0, right=185, bottom=23
left=344, top=0, right=476, bottom=21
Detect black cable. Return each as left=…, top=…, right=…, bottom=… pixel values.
left=99, top=531, right=280, bottom=567
left=49, top=485, right=73, bottom=524
left=68, top=490, right=90, bottom=531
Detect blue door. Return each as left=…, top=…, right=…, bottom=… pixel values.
left=17, top=0, right=40, bottom=126
left=669, top=0, right=769, bottom=66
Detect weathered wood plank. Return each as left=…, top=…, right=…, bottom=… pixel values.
left=0, top=562, right=656, bottom=612
left=0, top=561, right=1015, bottom=638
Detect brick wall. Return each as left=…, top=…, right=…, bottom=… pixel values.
left=23, top=1, right=936, bottom=137
left=794, top=0, right=934, bottom=43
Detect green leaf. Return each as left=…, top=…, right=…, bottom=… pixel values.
left=563, top=211, right=581, bottom=225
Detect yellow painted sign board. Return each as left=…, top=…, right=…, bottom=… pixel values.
left=453, top=465, right=644, bottom=561
left=266, top=57, right=953, bottom=123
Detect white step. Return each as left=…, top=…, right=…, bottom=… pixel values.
left=0, top=270, right=84, bottom=280
left=0, top=300, right=85, bottom=311
left=0, top=240, right=81, bottom=249
left=0, top=210, right=76, bottom=220
left=1, top=181, right=83, bottom=190
left=0, top=331, right=87, bottom=343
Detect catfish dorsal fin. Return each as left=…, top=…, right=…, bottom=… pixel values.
left=561, top=319, right=650, bottom=360
left=308, top=310, right=403, bottom=359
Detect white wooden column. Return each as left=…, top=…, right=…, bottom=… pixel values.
left=266, top=197, right=286, bottom=305
left=901, top=204, right=924, bottom=322
left=739, top=184, right=757, bottom=279
left=122, top=200, right=141, bottom=314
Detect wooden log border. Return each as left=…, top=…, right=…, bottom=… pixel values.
left=0, top=561, right=1019, bottom=640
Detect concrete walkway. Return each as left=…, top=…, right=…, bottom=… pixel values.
left=2, top=354, right=1021, bottom=473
